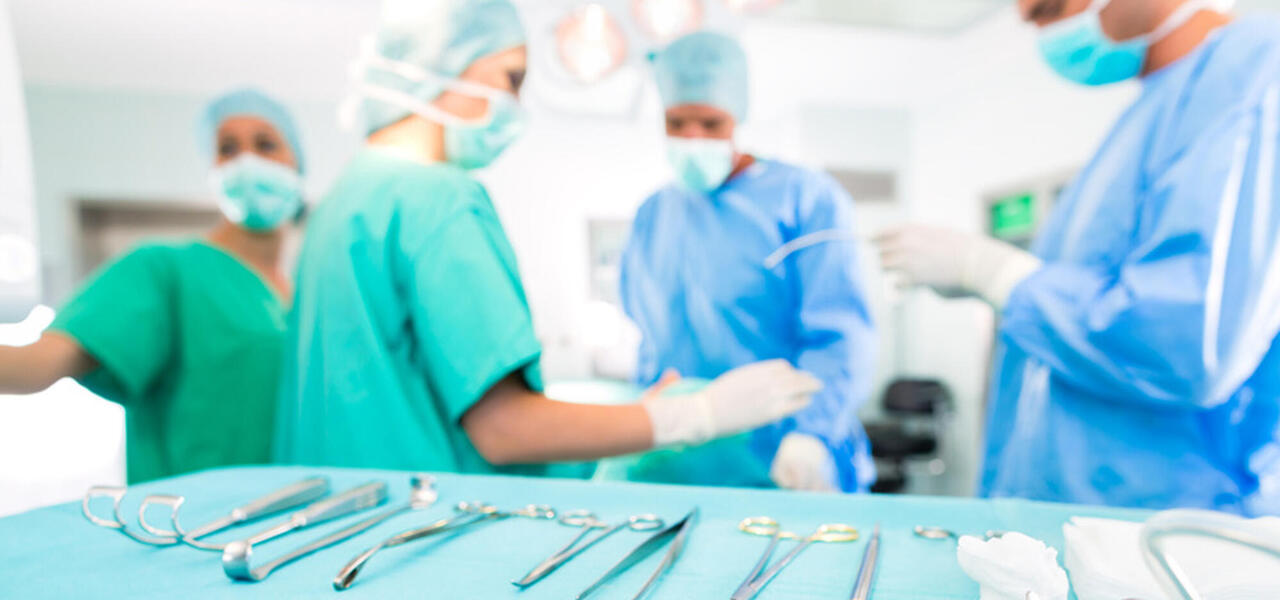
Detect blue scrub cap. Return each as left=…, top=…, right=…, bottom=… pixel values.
left=360, top=0, right=527, bottom=136
left=199, top=88, right=305, bottom=174
left=651, top=31, right=749, bottom=123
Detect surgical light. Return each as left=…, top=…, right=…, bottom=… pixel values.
left=632, top=0, right=702, bottom=42
left=556, top=3, right=629, bottom=83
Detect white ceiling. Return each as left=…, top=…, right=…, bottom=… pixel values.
left=8, top=0, right=1280, bottom=97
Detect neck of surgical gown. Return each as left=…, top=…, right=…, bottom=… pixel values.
left=620, top=159, right=877, bottom=492
left=984, top=17, right=1280, bottom=516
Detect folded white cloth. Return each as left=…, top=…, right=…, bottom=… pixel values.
left=956, top=532, right=1069, bottom=600
left=1063, top=515, right=1280, bottom=600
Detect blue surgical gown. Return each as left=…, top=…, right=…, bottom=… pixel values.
left=984, top=17, right=1280, bottom=516
left=620, top=159, right=877, bottom=492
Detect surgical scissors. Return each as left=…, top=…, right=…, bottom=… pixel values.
left=913, top=526, right=1006, bottom=541
left=513, top=509, right=664, bottom=588
left=732, top=516, right=860, bottom=600
left=222, top=475, right=435, bottom=582
left=81, top=477, right=329, bottom=547
left=575, top=507, right=698, bottom=600
left=333, top=501, right=557, bottom=591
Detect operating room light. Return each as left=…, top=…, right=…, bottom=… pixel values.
left=721, top=0, right=781, bottom=14
left=632, top=0, right=703, bottom=42
left=556, top=3, right=629, bottom=83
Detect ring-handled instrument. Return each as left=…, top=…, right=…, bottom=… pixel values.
left=81, top=477, right=330, bottom=547
left=732, top=516, right=860, bottom=600
left=913, top=525, right=1007, bottom=541
left=334, top=501, right=557, bottom=591
left=849, top=523, right=880, bottom=600
left=223, top=475, right=435, bottom=582
left=219, top=481, right=388, bottom=572
left=514, top=509, right=664, bottom=589
left=575, top=507, right=698, bottom=600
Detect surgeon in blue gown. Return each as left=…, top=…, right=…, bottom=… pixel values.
left=620, top=32, right=877, bottom=493
left=879, top=0, right=1280, bottom=515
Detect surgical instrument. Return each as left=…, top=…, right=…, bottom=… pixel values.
left=731, top=516, right=859, bottom=600
left=513, top=509, right=664, bottom=588
left=914, top=526, right=1006, bottom=541
left=223, top=475, right=435, bottom=582
left=134, top=477, right=330, bottom=548
left=334, top=501, right=557, bottom=591
left=575, top=507, right=698, bottom=600
left=220, top=481, right=388, bottom=570
left=849, top=523, right=880, bottom=600
left=82, top=477, right=330, bottom=547
left=1139, top=509, right=1280, bottom=600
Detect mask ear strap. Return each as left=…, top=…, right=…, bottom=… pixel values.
left=1146, top=0, right=1212, bottom=43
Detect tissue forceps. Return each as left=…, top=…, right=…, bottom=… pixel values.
left=732, top=516, right=860, bottom=600
left=513, top=509, right=664, bottom=588
left=81, top=477, right=330, bottom=547
left=333, top=501, right=557, bottom=591
left=575, top=507, right=697, bottom=600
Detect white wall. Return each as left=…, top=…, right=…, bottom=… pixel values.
left=8, top=4, right=1150, bottom=506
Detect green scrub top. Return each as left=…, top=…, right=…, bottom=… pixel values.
left=51, top=241, right=287, bottom=483
left=275, top=149, right=545, bottom=476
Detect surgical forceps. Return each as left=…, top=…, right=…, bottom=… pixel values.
left=81, top=477, right=329, bottom=547
left=732, top=516, right=860, bottom=600
left=575, top=507, right=698, bottom=600
left=848, top=523, right=880, bottom=600
left=222, top=475, right=435, bottom=582
left=334, top=501, right=557, bottom=591
left=513, top=509, right=664, bottom=588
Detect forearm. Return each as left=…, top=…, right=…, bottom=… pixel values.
left=461, top=379, right=654, bottom=465
left=0, top=332, right=93, bottom=395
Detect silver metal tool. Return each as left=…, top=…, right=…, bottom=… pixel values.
left=333, top=501, right=556, bottom=591
left=222, top=475, right=435, bottom=582
left=575, top=507, right=698, bottom=600
left=80, top=477, right=329, bottom=547
left=849, top=523, right=880, bottom=600
left=513, top=509, right=664, bottom=588
left=220, top=481, right=388, bottom=572
left=731, top=516, right=860, bottom=600
left=913, top=526, right=1006, bottom=541
left=136, top=477, right=330, bottom=548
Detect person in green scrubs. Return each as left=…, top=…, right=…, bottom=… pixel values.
left=0, top=89, right=306, bottom=483
left=275, top=0, right=823, bottom=475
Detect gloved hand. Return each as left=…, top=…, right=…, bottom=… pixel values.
left=875, top=225, right=1043, bottom=310
left=769, top=432, right=839, bottom=492
left=642, top=359, right=821, bottom=447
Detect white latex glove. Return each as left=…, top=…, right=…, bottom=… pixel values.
left=769, top=432, right=839, bottom=492
left=875, top=225, right=1043, bottom=310
left=642, top=359, right=820, bottom=447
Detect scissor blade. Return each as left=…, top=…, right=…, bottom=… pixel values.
left=576, top=509, right=697, bottom=600
left=732, top=530, right=783, bottom=600
left=630, top=508, right=698, bottom=600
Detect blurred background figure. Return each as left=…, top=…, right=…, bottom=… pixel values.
left=274, top=0, right=819, bottom=476
left=878, top=0, right=1280, bottom=515
left=0, top=88, right=305, bottom=483
left=619, top=31, right=876, bottom=492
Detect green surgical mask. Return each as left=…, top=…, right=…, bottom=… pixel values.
left=666, top=138, right=735, bottom=193
left=210, top=154, right=303, bottom=231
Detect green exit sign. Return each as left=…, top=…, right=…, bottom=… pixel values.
left=991, top=193, right=1036, bottom=240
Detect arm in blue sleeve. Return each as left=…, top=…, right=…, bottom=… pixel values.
left=1001, top=87, right=1280, bottom=409
left=785, top=175, right=877, bottom=441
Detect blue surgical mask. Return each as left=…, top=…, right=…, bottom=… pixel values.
left=1037, top=0, right=1209, bottom=86
left=667, top=138, right=735, bottom=193
left=210, top=154, right=303, bottom=231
